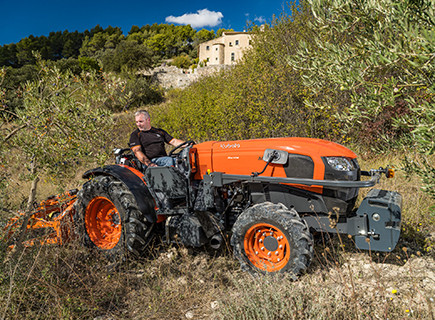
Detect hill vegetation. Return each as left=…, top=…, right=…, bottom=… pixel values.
left=0, top=0, right=434, bottom=319
left=0, top=23, right=233, bottom=113
left=0, top=23, right=231, bottom=68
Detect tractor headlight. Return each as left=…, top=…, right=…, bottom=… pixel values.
left=325, top=157, right=356, bottom=171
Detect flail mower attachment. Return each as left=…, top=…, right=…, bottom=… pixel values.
left=3, top=190, right=78, bottom=248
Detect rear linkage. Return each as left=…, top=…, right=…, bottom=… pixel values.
left=3, top=190, right=78, bottom=248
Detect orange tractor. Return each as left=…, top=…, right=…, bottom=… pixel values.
left=4, top=138, right=402, bottom=277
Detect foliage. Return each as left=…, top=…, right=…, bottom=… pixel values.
left=1, top=65, right=38, bottom=114
left=100, top=40, right=153, bottom=73
left=139, top=24, right=196, bottom=60
left=192, top=29, right=215, bottom=45
left=78, top=56, right=100, bottom=72
left=0, top=53, right=131, bottom=197
left=0, top=43, right=18, bottom=67
left=103, top=75, right=163, bottom=112
left=288, top=0, right=434, bottom=197
left=216, top=28, right=235, bottom=37
left=0, top=23, right=218, bottom=71
left=0, top=24, right=220, bottom=116
left=0, top=30, right=86, bottom=67
left=171, top=54, right=192, bottom=69
left=48, top=58, right=82, bottom=75
left=79, top=26, right=124, bottom=58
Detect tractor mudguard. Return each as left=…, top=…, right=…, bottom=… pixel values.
left=83, top=165, right=157, bottom=224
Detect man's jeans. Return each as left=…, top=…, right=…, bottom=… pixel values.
left=151, top=156, right=174, bottom=167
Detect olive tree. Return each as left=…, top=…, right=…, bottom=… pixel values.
left=0, top=53, right=128, bottom=248
left=288, top=0, right=434, bottom=198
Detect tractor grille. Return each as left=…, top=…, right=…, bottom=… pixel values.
left=283, top=154, right=314, bottom=179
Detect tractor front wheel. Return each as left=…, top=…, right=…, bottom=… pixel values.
left=74, top=175, right=154, bottom=262
left=231, top=202, right=313, bottom=278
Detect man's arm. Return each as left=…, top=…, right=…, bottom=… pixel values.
left=131, top=146, right=157, bottom=167
left=169, top=138, right=185, bottom=147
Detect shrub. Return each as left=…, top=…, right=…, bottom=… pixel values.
left=171, top=54, right=192, bottom=69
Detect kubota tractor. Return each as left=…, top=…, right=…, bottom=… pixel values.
left=5, top=138, right=402, bottom=277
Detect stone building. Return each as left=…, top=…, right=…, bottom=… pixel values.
left=198, top=32, right=252, bottom=66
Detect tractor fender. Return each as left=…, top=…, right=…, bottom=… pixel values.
left=82, top=165, right=157, bottom=223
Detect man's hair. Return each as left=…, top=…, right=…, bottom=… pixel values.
left=135, top=110, right=150, bottom=119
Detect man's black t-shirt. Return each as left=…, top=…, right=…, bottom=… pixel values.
left=129, top=127, right=173, bottom=160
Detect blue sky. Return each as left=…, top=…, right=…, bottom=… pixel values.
left=0, top=0, right=290, bottom=45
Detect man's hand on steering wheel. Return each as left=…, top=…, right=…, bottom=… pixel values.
left=168, top=140, right=195, bottom=157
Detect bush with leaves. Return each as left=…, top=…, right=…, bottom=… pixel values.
left=48, top=58, right=82, bottom=75
left=171, top=54, right=192, bottom=69
left=78, top=56, right=100, bottom=72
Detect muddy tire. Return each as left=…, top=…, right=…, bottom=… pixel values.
left=231, top=202, right=313, bottom=278
left=74, top=175, right=154, bottom=262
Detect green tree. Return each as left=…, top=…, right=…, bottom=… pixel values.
left=80, top=26, right=124, bottom=57
left=216, top=28, right=234, bottom=37
left=101, top=40, right=153, bottom=73
left=0, top=44, right=18, bottom=67
left=15, top=35, right=44, bottom=65
left=128, top=25, right=141, bottom=35
left=194, top=29, right=215, bottom=43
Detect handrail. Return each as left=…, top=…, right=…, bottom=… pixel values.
left=207, top=172, right=380, bottom=189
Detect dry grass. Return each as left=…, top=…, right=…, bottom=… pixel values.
left=0, top=238, right=433, bottom=319
left=0, top=147, right=434, bottom=319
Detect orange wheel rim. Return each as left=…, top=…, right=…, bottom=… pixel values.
left=243, top=223, right=290, bottom=272
left=85, top=197, right=122, bottom=249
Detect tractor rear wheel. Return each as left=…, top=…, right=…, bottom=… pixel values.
left=231, top=202, right=313, bottom=278
left=74, top=175, right=154, bottom=262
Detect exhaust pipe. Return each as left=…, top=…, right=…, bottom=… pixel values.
left=210, top=234, right=223, bottom=249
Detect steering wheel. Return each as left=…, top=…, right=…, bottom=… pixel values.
left=168, top=140, right=195, bottom=157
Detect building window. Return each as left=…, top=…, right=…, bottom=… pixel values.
left=216, top=57, right=218, bottom=61
left=231, top=52, right=235, bottom=61
left=235, top=40, right=239, bottom=46
left=216, top=47, right=218, bottom=51
left=206, top=58, right=210, bottom=62
left=206, top=46, right=210, bottom=50
left=229, top=42, right=233, bottom=46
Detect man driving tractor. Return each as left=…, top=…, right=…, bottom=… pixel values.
left=129, top=110, right=185, bottom=168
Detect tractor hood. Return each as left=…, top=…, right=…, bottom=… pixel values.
left=192, top=137, right=357, bottom=180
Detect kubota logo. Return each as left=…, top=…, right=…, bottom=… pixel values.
left=220, top=143, right=240, bottom=149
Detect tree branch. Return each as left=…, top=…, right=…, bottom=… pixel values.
left=1, top=124, right=27, bottom=145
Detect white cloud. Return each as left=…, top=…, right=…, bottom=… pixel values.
left=254, top=16, right=266, bottom=24
left=165, top=9, right=223, bottom=28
